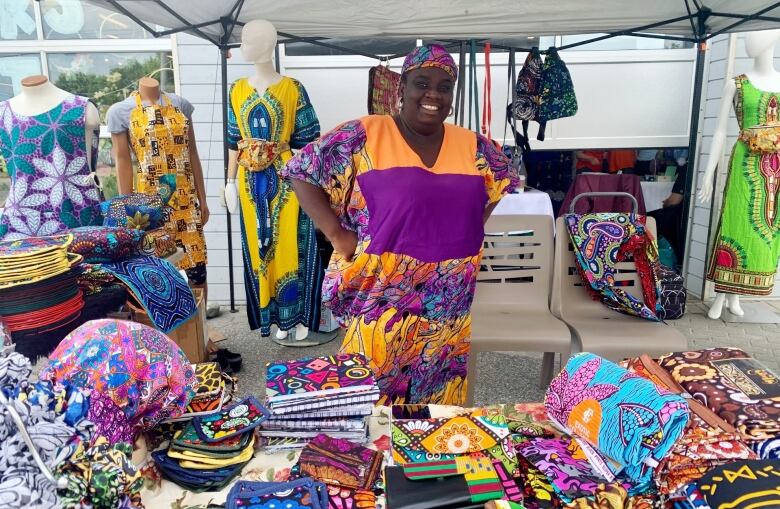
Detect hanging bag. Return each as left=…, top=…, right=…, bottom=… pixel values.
left=367, top=63, right=401, bottom=116
left=509, top=47, right=543, bottom=154
left=537, top=47, right=578, bottom=141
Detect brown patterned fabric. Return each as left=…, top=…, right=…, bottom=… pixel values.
left=658, top=347, right=780, bottom=441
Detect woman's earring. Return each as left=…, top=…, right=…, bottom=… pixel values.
left=448, top=106, right=454, bottom=117
left=396, top=98, right=403, bottom=111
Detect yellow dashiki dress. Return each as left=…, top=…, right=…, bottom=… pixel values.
left=128, top=92, right=206, bottom=272
left=227, top=77, right=322, bottom=335
left=283, top=115, right=519, bottom=405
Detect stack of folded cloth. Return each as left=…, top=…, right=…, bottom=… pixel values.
left=260, top=353, right=380, bottom=450
left=168, top=361, right=231, bottom=421
left=0, top=235, right=84, bottom=358
left=152, top=395, right=269, bottom=491
left=623, top=355, right=756, bottom=499
left=225, top=478, right=328, bottom=509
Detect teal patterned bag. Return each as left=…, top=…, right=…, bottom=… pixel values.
left=537, top=48, right=578, bottom=141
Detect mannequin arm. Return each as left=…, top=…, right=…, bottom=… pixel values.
left=289, top=179, right=357, bottom=259
left=112, top=131, right=134, bottom=195
left=187, top=125, right=209, bottom=225
left=698, top=79, right=737, bottom=204
left=224, top=149, right=240, bottom=214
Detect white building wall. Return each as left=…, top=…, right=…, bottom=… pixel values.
left=685, top=34, right=780, bottom=299
left=175, top=33, right=698, bottom=304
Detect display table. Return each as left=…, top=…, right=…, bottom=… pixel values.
left=494, top=188, right=554, bottom=218
left=640, top=181, right=674, bottom=212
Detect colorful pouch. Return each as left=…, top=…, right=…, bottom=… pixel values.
left=172, top=422, right=253, bottom=454
left=192, top=362, right=224, bottom=398
left=297, top=433, right=383, bottom=490
left=139, top=227, right=177, bottom=258
left=193, top=395, right=270, bottom=442
left=237, top=138, right=290, bottom=171
left=402, top=456, right=505, bottom=503
left=391, top=405, right=517, bottom=475
left=227, top=478, right=327, bottom=509
left=102, top=193, right=163, bottom=229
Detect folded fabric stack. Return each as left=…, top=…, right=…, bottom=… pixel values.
left=152, top=395, right=269, bottom=491
left=261, top=354, right=380, bottom=450
left=139, top=227, right=178, bottom=258
left=291, top=433, right=383, bottom=507
left=623, top=355, right=756, bottom=498
left=0, top=235, right=84, bottom=358
left=225, top=478, right=328, bottom=509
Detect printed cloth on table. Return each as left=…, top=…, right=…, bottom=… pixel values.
left=0, top=352, right=93, bottom=509
left=61, top=226, right=143, bottom=263
left=503, top=402, right=560, bottom=437
left=565, top=483, right=654, bottom=509
left=545, top=353, right=689, bottom=484
left=296, top=433, right=383, bottom=491
left=139, top=227, right=177, bottom=258
left=54, top=436, right=143, bottom=509
left=41, top=319, right=196, bottom=439
left=698, top=460, right=780, bottom=509
left=623, top=356, right=755, bottom=495
left=564, top=213, right=662, bottom=321
left=658, top=348, right=780, bottom=441
left=516, top=437, right=632, bottom=503
left=99, top=255, right=196, bottom=333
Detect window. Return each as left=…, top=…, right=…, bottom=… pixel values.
left=0, top=1, right=174, bottom=205
left=0, top=0, right=37, bottom=40
left=40, top=0, right=161, bottom=40
left=47, top=52, right=175, bottom=117
left=0, top=54, right=42, bottom=101
left=284, top=38, right=417, bottom=57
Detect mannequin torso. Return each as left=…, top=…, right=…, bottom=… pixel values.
left=8, top=76, right=100, bottom=162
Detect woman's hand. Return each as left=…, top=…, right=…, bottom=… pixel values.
left=331, top=227, right=358, bottom=260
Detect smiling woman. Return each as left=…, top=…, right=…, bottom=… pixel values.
left=282, top=44, right=520, bottom=406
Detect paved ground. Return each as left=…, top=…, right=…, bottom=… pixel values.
left=208, top=298, right=780, bottom=405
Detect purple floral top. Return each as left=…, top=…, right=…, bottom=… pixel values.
left=0, top=94, right=102, bottom=240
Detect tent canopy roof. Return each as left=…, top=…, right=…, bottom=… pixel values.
left=90, top=0, right=780, bottom=48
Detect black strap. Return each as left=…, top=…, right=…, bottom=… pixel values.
left=454, top=41, right=466, bottom=126
left=502, top=48, right=514, bottom=147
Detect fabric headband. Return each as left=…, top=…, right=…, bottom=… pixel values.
left=401, top=44, right=458, bottom=81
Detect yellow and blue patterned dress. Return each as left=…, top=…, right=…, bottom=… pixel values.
left=227, top=77, right=321, bottom=334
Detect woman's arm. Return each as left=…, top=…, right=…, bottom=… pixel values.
left=290, top=179, right=357, bottom=259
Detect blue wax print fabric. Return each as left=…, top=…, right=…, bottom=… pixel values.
left=544, top=353, right=690, bottom=484
left=99, top=255, right=196, bottom=333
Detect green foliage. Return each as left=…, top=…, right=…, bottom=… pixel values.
left=54, top=55, right=174, bottom=119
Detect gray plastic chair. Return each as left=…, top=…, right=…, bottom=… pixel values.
left=467, top=214, right=572, bottom=405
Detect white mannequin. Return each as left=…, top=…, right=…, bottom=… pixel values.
left=698, top=29, right=780, bottom=320
left=9, top=75, right=100, bottom=162
left=225, top=19, right=309, bottom=341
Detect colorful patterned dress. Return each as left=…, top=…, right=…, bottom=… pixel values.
left=128, top=92, right=207, bottom=272
left=708, top=75, right=780, bottom=295
left=0, top=95, right=102, bottom=240
left=283, top=115, right=518, bottom=405
left=227, top=77, right=322, bottom=335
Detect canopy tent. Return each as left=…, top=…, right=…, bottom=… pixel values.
left=88, top=0, right=780, bottom=308
left=91, top=0, right=780, bottom=47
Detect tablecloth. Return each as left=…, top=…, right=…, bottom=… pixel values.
left=140, top=408, right=393, bottom=507
left=494, top=189, right=554, bottom=218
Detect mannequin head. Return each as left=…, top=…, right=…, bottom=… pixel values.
left=240, top=19, right=277, bottom=64
left=745, top=29, right=780, bottom=58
